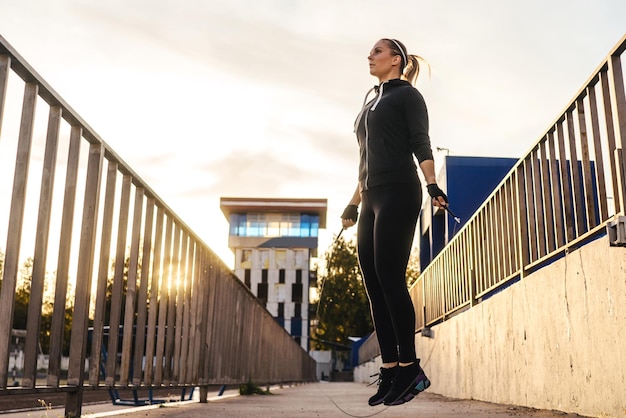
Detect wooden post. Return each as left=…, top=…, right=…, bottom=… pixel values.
left=65, top=142, right=104, bottom=418
left=0, top=82, right=38, bottom=388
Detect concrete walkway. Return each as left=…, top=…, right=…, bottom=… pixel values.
left=83, top=382, right=588, bottom=418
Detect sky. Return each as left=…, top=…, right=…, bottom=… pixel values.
left=0, top=0, right=625, bottom=268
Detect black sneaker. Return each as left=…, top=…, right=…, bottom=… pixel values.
left=382, top=361, right=430, bottom=406
left=368, top=366, right=397, bottom=406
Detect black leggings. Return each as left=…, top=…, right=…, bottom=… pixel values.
left=357, top=183, right=421, bottom=364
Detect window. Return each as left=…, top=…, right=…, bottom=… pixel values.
left=267, top=213, right=281, bottom=236
left=229, top=212, right=320, bottom=238
left=295, top=269, right=302, bottom=283
left=279, top=269, right=286, bottom=284
left=291, top=317, right=302, bottom=336
left=278, top=302, right=284, bottom=318
left=285, top=213, right=301, bottom=236
left=229, top=213, right=247, bottom=236
left=244, top=269, right=251, bottom=288
left=257, top=283, right=268, bottom=303
left=299, top=214, right=320, bottom=237
left=261, top=269, right=268, bottom=283
left=292, top=282, right=303, bottom=303
left=294, top=303, right=301, bottom=318
left=248, top=213, right=262, bottom=236
left=241, top=249, right=252, bottom=268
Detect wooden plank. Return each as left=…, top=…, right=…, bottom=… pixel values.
left=65, top=142, right=103, bottom=418
left=617, top=149, right=626, bottom=212
left=104, top=174, right=132, bottom=386
left=222, top=273, right=236, bottom=382
left=587, top=85, right=609, bottom=221
left=566, top=110, right=586, bottom=236
left=600, top=68, right=621, bottom=213
left=189, top=248, right=204, bottom=384
left=23, top=105, right=61, bottom=388
left=0, top=82, right=38, bottom=388
left=238, top=290, right=251, bottom=381
left=207, top=260, right=224, bottom=382
left=441, top=251, right=449, bottom=313
left=48, top=125, right=81, bottom=387
left=199, top=250, right=212, bottom=384
left=494, top=189, right=506, bottom=278
left=179, top=239, right=194, bottom=384
left=463, top=234, right=471, bottom=303
left=609, top=54, right=626, bottom=209
left=485, top=204, right=495, bottom=288
left=88, top=161, right=117, bottom=385
left=501, top=187, right=512, bottom=277
left=523, top=158, right=538, bottom=263
left=144, top=206, right=165, bottom=385
left=25, top=110, right=60, bottom=377
left=120, top=187, right=144, bottom=384
left=490, top=199, right=500, bottom=287
left=132, top=198, right=155, bottom=385
left=0, top=55, right=9, bottom=137
left=576, top=97, right=598, bottom=230
left=547, top=131, right=566, bottom=247
left=531, top=147, right=547, bottom=258
left=539, top=139, right=556, bottom=253
left=234, top=284, right=246, bottom=380
left=556, top=122, right=575, bottom=242
left=505, top=178, right=518, bottom=273
left=472, top=216, right=483, bottom=295
left=154, top=215, right=173, bottom=385
left=515, top=165, right=530, bottom=273
left=172, top=231, right=189, bottom=383
left=164, top=223, right=181, bottom=384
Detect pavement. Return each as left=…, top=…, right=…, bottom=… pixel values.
left=30, top=382, right=588, bottom=418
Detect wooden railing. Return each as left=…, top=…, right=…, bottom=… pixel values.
left=359, top=33, right=626, bottom=364
left=0, top=35, right=315, bottom=417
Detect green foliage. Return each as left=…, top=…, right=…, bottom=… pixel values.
left=405, top=247, right=421, bottom=288
left=12, top=258, right=34, bottom=331
left=312, top=236, right=373, bottom=349
left=239, top=381, right=272, bottom=395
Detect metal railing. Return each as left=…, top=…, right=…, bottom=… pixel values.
left=0, top=35, right=315, bottom=417
left=417, top=33, right=626, bottom=327
left=359, top=33, right=626, bottom=364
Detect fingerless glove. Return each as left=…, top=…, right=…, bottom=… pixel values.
left=426, top=184, right=449, bottom=203
left=341, top=204, right=359, bottom=222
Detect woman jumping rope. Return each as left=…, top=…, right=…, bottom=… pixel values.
left=341, top=38, right=448, bottom=407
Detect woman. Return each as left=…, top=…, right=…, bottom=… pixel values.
left=341, top=38, right=448, bottom=407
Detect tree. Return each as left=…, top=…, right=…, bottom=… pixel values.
left=406, top=246, right=421, bottom=288
left=312, top=235, right=373, bottom=350
left=12, top=257, right=34, bottom=331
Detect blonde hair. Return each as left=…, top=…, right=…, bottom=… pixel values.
left=383, top=38, right=428, bottom=86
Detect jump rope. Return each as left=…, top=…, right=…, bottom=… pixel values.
left=314, top=205, right=461, bottom=417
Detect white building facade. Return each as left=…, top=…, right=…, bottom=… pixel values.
left=220, top=197, right=327, bottom=351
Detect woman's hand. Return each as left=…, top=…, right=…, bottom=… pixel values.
left=341, top=204, right=359, bottom=229
left=426, top=184, right=448, bottom=209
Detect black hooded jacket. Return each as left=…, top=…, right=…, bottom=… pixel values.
left=354, top=78, right=433, bottom=191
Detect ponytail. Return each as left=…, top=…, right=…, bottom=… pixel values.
left=384, top=39, right=430, bottom=86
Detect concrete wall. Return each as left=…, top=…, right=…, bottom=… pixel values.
left=356, top=235, right=626, bottom=417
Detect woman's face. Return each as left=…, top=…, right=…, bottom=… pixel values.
left=368, top=39, right=401, bottom=80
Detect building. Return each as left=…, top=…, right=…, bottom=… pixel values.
left=220, top=197, right=328, bottom=351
